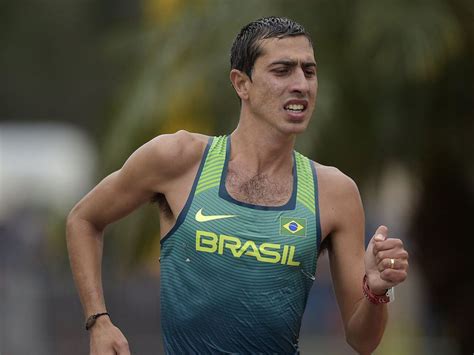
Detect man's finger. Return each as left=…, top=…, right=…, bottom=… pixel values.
left=374, top=238, right=404, bottom=252
left=377, top=257, right=409, bottom=272
left=380, top=268, right=408, bottom=284
left=114, top=339, right=130, bottom=355
left=373, top=225, right=388, bottom=242
left=375, top=249, right=409, bottom=264
left=116, top=346, right=131, bottom=355
left=371, top=226, right=389, bottom=258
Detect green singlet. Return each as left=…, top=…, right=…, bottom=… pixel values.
left=160, top=135, right=322, bottom=354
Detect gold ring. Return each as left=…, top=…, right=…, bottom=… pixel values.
left=390, top=258, right=395, bottom=269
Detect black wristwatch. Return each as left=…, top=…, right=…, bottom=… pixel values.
left=85, top=312, right=109, bottom=331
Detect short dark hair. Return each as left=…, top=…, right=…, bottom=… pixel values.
left=230, top=16, right=312, bottom=79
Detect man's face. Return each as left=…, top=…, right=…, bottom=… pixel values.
left=245, top=35, right=318, bottom=135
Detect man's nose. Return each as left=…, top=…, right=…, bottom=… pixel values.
left=289, top=69, right=310, bottom=94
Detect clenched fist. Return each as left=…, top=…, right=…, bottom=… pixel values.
left=364, top=225, right=409, bottom=295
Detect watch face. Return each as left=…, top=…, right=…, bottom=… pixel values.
left=387, top=287, right=395, bottom=302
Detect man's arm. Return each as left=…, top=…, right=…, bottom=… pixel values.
left=66, top=131, right=205, bottom=354
left=319, top=167, right=408, bottom=354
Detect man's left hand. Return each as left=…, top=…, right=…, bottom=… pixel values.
left=364, top=225, right=409, bottom=295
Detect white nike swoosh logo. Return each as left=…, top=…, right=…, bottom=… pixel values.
left=195, top=208, right=237, bottom=222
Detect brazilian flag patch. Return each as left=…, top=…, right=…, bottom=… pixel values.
left=280, top=217, right=306, bottom=237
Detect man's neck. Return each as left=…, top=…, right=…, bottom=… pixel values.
left=230, top=116, right=296, bottom=175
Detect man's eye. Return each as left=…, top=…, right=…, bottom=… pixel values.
left=273, top=68, right=289, bottom=74
left=305, top=70, right=316, bottom=77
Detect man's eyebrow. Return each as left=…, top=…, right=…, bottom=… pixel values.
left=268, top=60, right=317, bottom=68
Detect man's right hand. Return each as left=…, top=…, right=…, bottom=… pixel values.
left=89, top=317, right=131, bottom=355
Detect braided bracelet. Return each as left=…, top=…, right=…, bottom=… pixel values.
left=362, top=275, right=391, bottom=304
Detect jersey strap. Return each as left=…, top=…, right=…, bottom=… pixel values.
left=295, top=151, right=316, bottom=214
left=195, top=135, right=227, bottom=196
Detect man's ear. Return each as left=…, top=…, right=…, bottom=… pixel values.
left=230, top=69, right=251, bottom=101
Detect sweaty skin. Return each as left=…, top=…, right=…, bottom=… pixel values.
left=67, top=35, right=408, bottom=355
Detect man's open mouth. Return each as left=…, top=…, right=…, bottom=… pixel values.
left=284, top=104, right=305, bottom=113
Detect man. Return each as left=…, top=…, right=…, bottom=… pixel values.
left=67, top=17, right=409, bottom=354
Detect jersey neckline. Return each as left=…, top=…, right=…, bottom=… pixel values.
left=218, top=135, right=298, bottom=211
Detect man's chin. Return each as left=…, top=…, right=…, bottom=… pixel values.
left=281, top=121, right=309, bottom=135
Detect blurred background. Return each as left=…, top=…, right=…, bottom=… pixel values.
left=1, top=0, right=473, bottom=354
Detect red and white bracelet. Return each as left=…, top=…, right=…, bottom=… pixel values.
left=362, top=274, right=393, bottom=304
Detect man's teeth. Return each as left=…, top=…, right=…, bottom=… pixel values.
left=285, top=104, right=304, bottom=112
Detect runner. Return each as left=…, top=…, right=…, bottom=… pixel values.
left=67, top=16, right=409, bottom=354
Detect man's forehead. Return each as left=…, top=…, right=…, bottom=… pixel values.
left=257, top=36, right=315, bottom=63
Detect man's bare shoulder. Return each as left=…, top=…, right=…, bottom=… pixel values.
left=312, top=161, right=361, bottom=201
left=139, top=130, right=209, bottom=175
left=312, top=161, right=364, bottom=239
left=119, top=130, right=209, bottom=194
